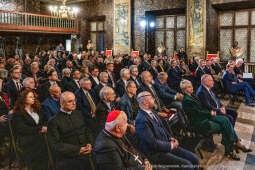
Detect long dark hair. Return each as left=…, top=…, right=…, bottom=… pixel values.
left=14, top=89, right=41, bottom=115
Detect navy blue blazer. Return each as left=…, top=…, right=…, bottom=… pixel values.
left=135, top=109, right=172, bottom=156
left=41, top=96, right=60, bottom=121
left=75, top=88, right=97, bottom=120
left=129, top=76, right=142, bottom=90
left=4, top=79, right=21, bottom=108
left=116, top=79, right=126, bottom=97
left=117, top=93, right=134, bottom=123
left=196, top=85, right=223, bottom=113
left=167, top=66, right=182, bottom=86
left=195, top=67, right=205, bottom=83
left=222, top=70, right=240, bottom=93
left=154, top=79, right=177, bottom=104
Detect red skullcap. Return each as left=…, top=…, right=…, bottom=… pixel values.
left=106, top=110, right=121, bottom=123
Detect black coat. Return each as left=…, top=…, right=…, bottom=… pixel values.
left=66, top=79, right=80, bottom=93
left=116, top=79, right=126, bottom=97
left=89, top=75, right=100, bottom=89
left=94, top=129, right=140, bottom=170
left=12, top=111, right=48, bottom=165
left=211, top=63, right=222, bottom=75
left=4, top=80, right=22, bottom=108
left=47, top=110, right=93, bottom=160
left=38, top=81, right=62, bottom=102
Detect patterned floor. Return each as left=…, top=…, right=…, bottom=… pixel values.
left=200, top=100, right=255, bottom=170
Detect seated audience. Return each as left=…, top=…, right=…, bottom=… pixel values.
left=167, top=59, right=182, bottom=91
left=117, top=80, right=139, bottom=124
left=41, top=85, right=61, bottom=121
left=94, top=110, right=152, bottom=170
left=197, top=74, right=237, bottom=127
left=211, top=57, right=223, bottom=75
left=61, top=68, right=72, bottom=90
left=129, top=65, right=143, bottom=90
left=94, top=71, right=111, bottom=98
left=157, top=59, right=167, bottom=73
left=181, top=79, right=251, bottom=160
left=195, top=59, right=206, bottom=86
left=222, top=64, right=255, bottom=106
left=135, top=91, right=200, bottom=169
left=12, top=89, right=48, bottom=170
left=47, top=92, right=93, bottom=170
left=22, top=77, right=36, bottom=90
left=89, top=66, right=100, bottom=89
left=106, top=62, right=117, bottom=88
left=149, top=59, right=159, bottom=80
left=66, top=69, right=81, bottom=93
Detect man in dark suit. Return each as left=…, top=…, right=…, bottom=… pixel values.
left=139, top=54, right=152, bottom=72
left=178, top=47, right=188, bottom=64
left=196, top=74, right=238, bottom=127
left=66, top=69, right=81, bottom=93
left=41, top=85, right=61, bottom=121
left=47, top=92, right=93, bottom=170
left=95, top=86, right=116, bottom=135
left=195, top=59, right=206, bottom=86
left=211, top=57, right=223, bottom=75
left=222, top=64, right=255, bottom=106
left=106, top=62, right=116, bottom=88
left=75, top=78, right=97, bottom=131
left=149, top=59, right=159, bottom=80
left=38, top=69, right=62, bottom=102
left=94, top=110, right=152, bottom=170
left=129, top=65, right=142, bottom=90
left=116, top=68, right=130, bottom=98
left=89, top=66, right=100, bottom=89
left=167, top=59, right=182, bottom=91
left=135, top=91, right=199, bottom=169
left=4, top=66, right=22, bottom=107
left=94, top=72, right=112, bottom=100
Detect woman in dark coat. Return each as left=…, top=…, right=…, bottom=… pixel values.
left=12, top=89, right=48, bottom=170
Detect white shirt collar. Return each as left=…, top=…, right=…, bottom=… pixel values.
left=60, top=108, right=72, bottom=115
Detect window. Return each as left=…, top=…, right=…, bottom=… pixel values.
left=89, top=21, right=104, bottom=52
left=219, top=9, right=255, bottom=62
left=154, top=15, right=186, bottom=56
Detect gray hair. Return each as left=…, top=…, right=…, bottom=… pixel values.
left=99, top=86, right=114, bottom=100
left=120, top=68, right=130, bottom=78
left=137, top=91, right=151, bottom=108
left=22, top=77, right=34, bottom=87
left=105, top=111, right=127, bottom=131
left=49, top=85, right=60, bottom=94
left=201, top=74, right=212, bottom=85
left=140, top=71, right=150, bottom=81
left=236, top=58, right=244, bottom=65
left=157, top=72, right=167, bottom=80
left=30, top=62, right=39, bottom=68
left=60, top=91, right=74, bottom=104
left=180, top=79, right=192, bottom=92
left=79, top=77, right=90, bottom=85
left=99, top=72, right=108, bottom=80
left=62, top=68, right=71, bottom=77
left=129, top=65, right=138, bottom=73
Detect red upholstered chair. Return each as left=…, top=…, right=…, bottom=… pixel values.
left=174, top=51, right=178, bottom=60
left=206, top=51, right=219, bottom=60
left=106, top=49, right=113, bottom=57
left=131, top=51, right=139, bottom=57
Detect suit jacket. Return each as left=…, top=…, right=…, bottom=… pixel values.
left=182, top=94, right=212, bottom=129
left=135, top=109, right=172, bottom=156
left=89, top=75, right=100, bottom=89
left=75, top=88, right=97, bottom=120
left=153, top=79, right=177, bottom=105
left=195, top=67, right=205, bottom=84
left=95, top=100, right=111, bottom=134
left=94, top=83, right=112, bottom=101
left=94, top=129, right=139, bottom=170
left=222, top=70, right=240, bottom=93
left=149, top=67, right=158, bottom=80
left=129, top=76, right=142, bottom=90
left=47, top=110, right=93, bottom=160
left=167, top=66, right=182, bottom=87
left=107, top=71, right=116, bottom=88
left=203, top=66, right=213, bottom=76
left=38, top=81, right=62, bottom=102
left=117, top=93, right=134, bottom=123
left=41, top=96, right=60, bottom=121
left=66, top=79, right=80, bottom=93
left=139, top=60, right=152, bottom=72
left=196, top=85, right=223, bottom=113
left=116, top=79, right=126, bottom=97
left=4, top=79, right=22, bottom=107
left=0, top=92, right=9, bottom=115
left=212, top=63, right=222, bottom=75
left=12, top=111, right=48, bottom=162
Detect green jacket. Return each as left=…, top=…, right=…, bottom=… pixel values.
left=182, top=93, right=212, bottom=129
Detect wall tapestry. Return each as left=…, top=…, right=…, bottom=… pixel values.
left=113, top=0, right=131, bottom=55
left=186, top=0, right=206, bottom=58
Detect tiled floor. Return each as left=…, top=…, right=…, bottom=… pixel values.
left=200, top=100, right=255, bottom=170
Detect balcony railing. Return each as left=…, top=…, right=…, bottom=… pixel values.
left=0, top=10, right=78, bottom=34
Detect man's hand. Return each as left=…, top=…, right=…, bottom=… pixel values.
left=40, top=126, right=47, bottom=134
left=0, top=115, right=7, bottom=123
left=176, top=93, right=184, bottom=101
left=232, top=82, right=237, bottom=84
left=80, top=144, right=92, bottom=155
left=211, top=110, right=216, bottom=116
left=158, top=112, right=168, bottom=118
left=127, top=124, right=135, bottom=134
left=220, top=107, right=226, bottom=114
left=238, top=79, right=243, bottom=83
left=170, top=138, right=179, bottom=149
left=144, top=160, right=152, bottom=170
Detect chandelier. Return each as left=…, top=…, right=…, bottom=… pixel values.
left=49, top=0, right=79, bottom=18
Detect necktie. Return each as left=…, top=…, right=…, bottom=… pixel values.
left=209, top=90, right=219, bottom=108
left=85, top=92, right=96, bottom=116
left=150, top=112, right=158, bottom=122
left=77, top=80, right=80, bottom=88
left=110, top=102, right=116, bottom=111
left=135, top=78, right=140, bottom=86
left=149, top=85, right=161, bottom=110
left=16, top=82, right=20, bottom=91
left=109, top=73, right=116, bottom=87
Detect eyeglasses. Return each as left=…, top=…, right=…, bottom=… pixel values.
left=137, top=94, right=152, bottom=100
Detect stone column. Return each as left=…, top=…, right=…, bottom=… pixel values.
left=186, top=0, right=206, bottom=59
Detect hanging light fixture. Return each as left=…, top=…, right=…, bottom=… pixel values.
left=49, top=0, right=79, bottom=18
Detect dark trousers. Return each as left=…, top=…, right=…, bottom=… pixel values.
left=56, top=158, right=92, bottom=170
left=217, top=107, right=238, bottom=127
left=149, top=147, right=199, bottom=170
left=232, top=82, right=255, bottom=104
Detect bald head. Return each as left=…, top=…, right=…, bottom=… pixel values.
left=49, top=85, right=61, bottom=100
left=60, top=92, right=76, bottom=112
left=141, top=71, right=153, bottom=85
